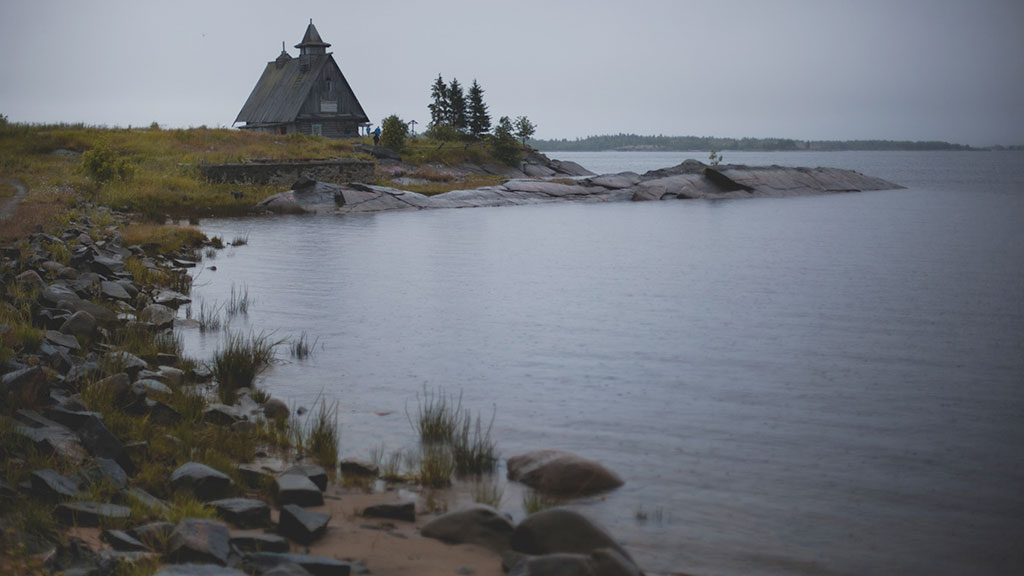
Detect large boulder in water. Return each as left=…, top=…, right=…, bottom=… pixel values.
left=506, top=450, right=624, bottom=496
left=511, top=508, right=633, bottom=561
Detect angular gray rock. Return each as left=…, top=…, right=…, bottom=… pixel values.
left=147, top=398, right=183, bottom=425
left=274, top=473, right=324, bottom=507
left=30, top=468, right=80, bottom=500
left=16, top=423, right=88, bottom=463
left=277, top=504, right=330, bottom=545
left=153, top=289, right=191, bottom=307
left=208, top=497, right=271, bottom=529
left=420, top=504, right=515, bottom=552
left=511, top=508, right=631, bottom=561
left=155, top=566, right=248, bottom=576
left=506, top=450, right=624, bottom=496
left=362, top=501, right=415, bottom=522
left=244, top=552, right=352, bottom=576
left=92, top=254, right=125, bottom=275
left=170, top=462, right=233, bottom=500
left=44, top=329, right=80, bottom=351
left=81, top=458, right=129, bottom=490
left=106, top=350, right=148, bottom=376
left=1, top=366, right=50, bottom=407
left=139, top=304, right=176, bottom=329
left=237, top=463, right=276, bottom=489
left=166, top=518, right=231, bottom=566
left=283, top=464, right=328, bottom=492
left=100, top=280, right=131, bottom=300
left=101, top=529, right=150, bottom=552
left=16, top=269, right=45, bottom=288
left=76, top=412, right=124, bottom=460
left=228, top=534, right=290, bottom=554
left=128, top=521, right=176, bottom=549
left=134, top=378, right=174, bottom=396
left=57, top=297, right=118, bottom=325
left=122, top=486, right=170, bottom=513
left=59, top=310, right=97, bottom=338
left=55, top=502, right=132, bottom=526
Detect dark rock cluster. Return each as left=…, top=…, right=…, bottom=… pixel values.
left=0, top=213, right=350, bottom=575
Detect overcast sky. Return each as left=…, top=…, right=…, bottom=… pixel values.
left=1, top=0, right=1022, bottom=146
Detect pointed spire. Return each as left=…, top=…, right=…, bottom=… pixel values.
left=295, top=19, right=330, bottom=55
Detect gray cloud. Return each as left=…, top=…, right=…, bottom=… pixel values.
left=1, top=0, right=1021, bottom=146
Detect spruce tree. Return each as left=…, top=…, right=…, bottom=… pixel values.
left=428, top=74, right=449, bottom=128
left=467, top=79, right=491, bottom=140
left=447, top=78, right=468, bottom=134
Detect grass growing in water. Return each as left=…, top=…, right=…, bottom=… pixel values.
left=298, top=397, right=340, bottom=470
left=225, top=283, right=251, bottom=316
left=451, top=407, right=498, bottom=476
left=417, top=444, right=456, bottom=488
left=289, top=332, right=319, bottom=359
left=471, top=476, right=505, bottom=508
left=407, top=386, right=463, bottom=444
left=196, top=299, right=223, bottom=333
left=210, top=331, right=281, bottom=403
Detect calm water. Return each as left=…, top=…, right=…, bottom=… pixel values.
left=183, top=150, right=1024, bottom=576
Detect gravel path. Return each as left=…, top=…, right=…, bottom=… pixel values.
left=0, top=178, right=27, bottom=219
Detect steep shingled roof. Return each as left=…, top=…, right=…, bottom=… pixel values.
left=235, top=22, right=367, bottom=128
left=234, top=55, right=368, bottom=126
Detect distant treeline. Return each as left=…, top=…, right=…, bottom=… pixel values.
left=530, top=134, right=977, bottom=152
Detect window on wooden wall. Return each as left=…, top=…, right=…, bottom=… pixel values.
left=311, top=124, right=323, bottom=136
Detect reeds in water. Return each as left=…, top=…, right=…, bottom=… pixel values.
left=210, top=331, right=282, bottom=403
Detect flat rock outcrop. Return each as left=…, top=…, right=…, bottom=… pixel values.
left=256, top=159, right=901, bottom=215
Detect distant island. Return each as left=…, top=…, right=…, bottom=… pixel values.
left=530, top=133, right=988, bottom=152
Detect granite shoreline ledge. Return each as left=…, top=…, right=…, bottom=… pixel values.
left=255, top=158, right=904, bottom=215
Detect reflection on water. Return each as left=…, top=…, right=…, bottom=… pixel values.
left=183, top=151, right=1024, bottom=575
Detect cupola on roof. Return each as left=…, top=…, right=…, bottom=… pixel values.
left=295, top=19, right=331, bottom=53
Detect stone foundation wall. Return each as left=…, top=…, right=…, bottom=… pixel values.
left=200, top=159, right=375, bottom=186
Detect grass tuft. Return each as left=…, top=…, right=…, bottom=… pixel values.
left=210, top=331, right=282, bottom=403
left=417, top=444, right=455, bottom=488
left=451, top=407, right=498, bottom=476
left=407, top=386, right=463, bottom=444
left=196, top=299, right=223, bottom=333
left=300, top=397, right=340, bottom=470
left=289, top=332, right=318, bottom=359
left=225, top=283, right=251, bottom=316
left=471, top=476, right=505, bottom=508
